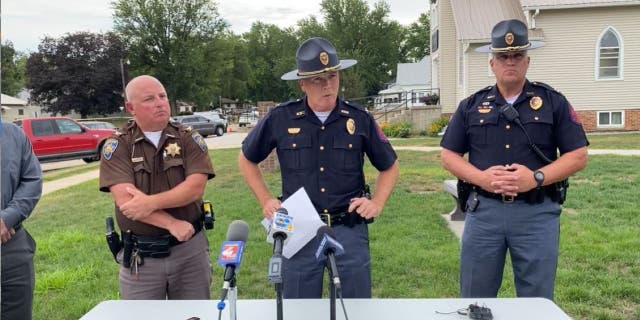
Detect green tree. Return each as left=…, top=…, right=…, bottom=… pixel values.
left=112, top=0, right=228, bottom=113
left=402, top=12, right=431, bottom=62
left=1, top=42, right=26, bottom=96
left=243, top=22, right=300, bottom=103
left=25, top=32, right=127, bottom=118
left=216, top=34, right=250, bottom=107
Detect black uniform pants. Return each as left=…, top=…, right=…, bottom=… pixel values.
left=1, top=228, right=36, bottom=320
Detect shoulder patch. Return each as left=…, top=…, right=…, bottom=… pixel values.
left=192, top=132, right=208, bottom=152
left=102, top=138, right=119, bottom=160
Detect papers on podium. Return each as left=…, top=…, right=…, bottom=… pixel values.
left=262, top=187, right=325, bottom=258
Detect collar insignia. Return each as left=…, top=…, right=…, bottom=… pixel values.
left=346, top=118, right=356, bottom=135
left=165, top=142, right=181, bottom=157
left=340, top=109, right=350, bottom=115
left=530, top=96, right=543, bottom=110
left=296, top=110, right=305, bottom=117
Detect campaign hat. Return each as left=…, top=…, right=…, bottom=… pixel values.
left=476, top=19, right=544, bottom=53
left=281, top=37, right=357, bottom=80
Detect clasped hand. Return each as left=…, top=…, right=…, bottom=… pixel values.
left=481, top=164, right=537, bottom=196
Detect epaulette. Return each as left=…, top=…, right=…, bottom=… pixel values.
left=461, top=86, right=492, bottom=105
left=342, top=100, right=366, bottom=111
left=275, top=99, right=303, bottom=109
left=531, top=81, right=564, bottom=96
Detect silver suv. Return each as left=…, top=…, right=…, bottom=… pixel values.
left=173, top=113, right=227, bottom=137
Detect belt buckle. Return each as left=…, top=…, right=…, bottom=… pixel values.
left=502, top=194, right=515, bottom=203
left=321, top=213, right=331, bottom=227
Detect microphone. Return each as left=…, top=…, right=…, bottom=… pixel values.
left=217, top=220, right=250, bottom=301
left=266, top=208, right=293, bottom=284
left=267, top=208, right=294, bottom=254
left=314, top=226, right=345, bottom=290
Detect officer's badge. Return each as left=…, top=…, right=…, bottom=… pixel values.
left=505, top=32, right=514, bottom=45
left=530, top=96, right=543, bottom=110
left=192, top=134, right=208, bottom=152
left=102, top=138, right=118, bottom=161
left=346, top=118, right=356, bottom=135
left=165, top=142, right=181, bottom=157
left=319, top=52, right=329, bottom=66
left=288, top=128, right=301, bottom=134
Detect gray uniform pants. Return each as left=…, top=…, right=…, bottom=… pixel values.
left=460, top=195, right=561, bottom=300
left=283, top=223, right=371, bottom=298
left=119, top=231, right=212, bottom=299
left=1, top=228, right=36, bottom=320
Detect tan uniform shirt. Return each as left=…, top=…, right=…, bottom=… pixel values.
left=100, top=121, right=215, bottom=236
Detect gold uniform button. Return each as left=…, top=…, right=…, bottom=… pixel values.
left=506, top=125, right=511, bottom=130
left=480, top=119, right=485, bottom=124
left=321, top=126, right=325, bottom=130
left=505, top=144, right=510, bottom=149
left=534, top=116, right=539, bottom=121
left=320, top=146, right=325, bottom=151
left=320, top=167, right=325, bottom=172
left=320, top=188, right=326, bottom=193
left=348, top=143, right=352, bottom=149
left=292, top=143, right=297, bottom=148
left=323, top=209, right=329, bottom=213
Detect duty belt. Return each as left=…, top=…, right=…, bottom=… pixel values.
left=475, top=185, right=555, bottom=204
left=319, top=208, right=372, bottom=227
left=133, top=221, right=203, bottom=258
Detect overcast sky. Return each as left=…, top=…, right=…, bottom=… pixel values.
left=1, top=0, right=429, bottom=53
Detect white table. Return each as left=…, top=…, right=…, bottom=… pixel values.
left=80, top=298, right=572, bottom=320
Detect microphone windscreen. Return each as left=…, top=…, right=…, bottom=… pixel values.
left=226, top=220, right=250, bottom=242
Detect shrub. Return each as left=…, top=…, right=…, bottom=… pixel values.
left=381, top=121, right=412, bottom=138
left=427, top=116, right=449, bottom=137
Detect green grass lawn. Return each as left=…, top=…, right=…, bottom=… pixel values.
left=26, top=143, right=640, bottom=319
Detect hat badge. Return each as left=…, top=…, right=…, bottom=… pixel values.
left=319, top=52, right=329, bottom=66
left=505, top=33, right=514, bottom=46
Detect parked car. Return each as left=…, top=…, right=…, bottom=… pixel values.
left=14, top=117, right=115, bottom=163
left=238, top=112, right=258, bottom=127
left=79, top=120, right=117, bottom=130
left=172, top=114, right=226, bottom=137
left=194, top=111, right=228, bottom=132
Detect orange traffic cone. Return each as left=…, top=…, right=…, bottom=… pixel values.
left=227, top=126, right=233, bottom=133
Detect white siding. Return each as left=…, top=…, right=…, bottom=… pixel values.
left=525, top=7, right=640, bottom=111
left=435, top=0, right=461, bottom=114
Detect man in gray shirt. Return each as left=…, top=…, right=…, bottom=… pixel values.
left=1, top=120, right=43, bottom=320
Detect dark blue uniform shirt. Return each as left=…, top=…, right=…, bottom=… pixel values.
left=242, top=97, right=397, bottom=213
left=441, top=79, right=589, bottom=170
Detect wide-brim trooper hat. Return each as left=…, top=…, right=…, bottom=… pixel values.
left=476, top=19, right=544, bottom=53
left=281, top=37, right=357, bottom=81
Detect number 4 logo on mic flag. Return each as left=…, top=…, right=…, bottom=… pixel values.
left=218, top=241, right=244, bottom=266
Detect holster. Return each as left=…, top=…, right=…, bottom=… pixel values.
left=457, top=180, right=473, bottom=211
left=554, top=179, right=569, bottom=204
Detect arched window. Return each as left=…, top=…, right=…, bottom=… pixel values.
left=596, top=28, right=622, bottom=79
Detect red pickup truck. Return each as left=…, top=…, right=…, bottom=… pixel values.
left=14, top=117, right=115, bottom=163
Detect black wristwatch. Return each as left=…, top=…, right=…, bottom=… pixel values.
left=533, top=170, right=545, bottom=188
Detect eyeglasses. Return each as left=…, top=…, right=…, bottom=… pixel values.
left=494, top=52, right=527, bottom=63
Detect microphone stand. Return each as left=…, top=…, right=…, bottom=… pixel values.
left=327, top=263, right=337, bottom=320
left=270, top=236, right=285, bottom=320
left=229, top=277, right=237, bottom=320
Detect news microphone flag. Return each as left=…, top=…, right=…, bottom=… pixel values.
left=314, top=226, right=345, bottom=261
left=218, top=241, right=245, bottom=269
left=267, top=209, right=294, bottom=244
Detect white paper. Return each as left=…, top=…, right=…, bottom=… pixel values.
left=261, top=187, right=325, bottom=258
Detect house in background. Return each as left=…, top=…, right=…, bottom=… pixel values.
left=1, top=94, right=45, bottom=120
left=430, top=0, right=640, bottom=131
left=375, top=55, right=435, bottom=109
